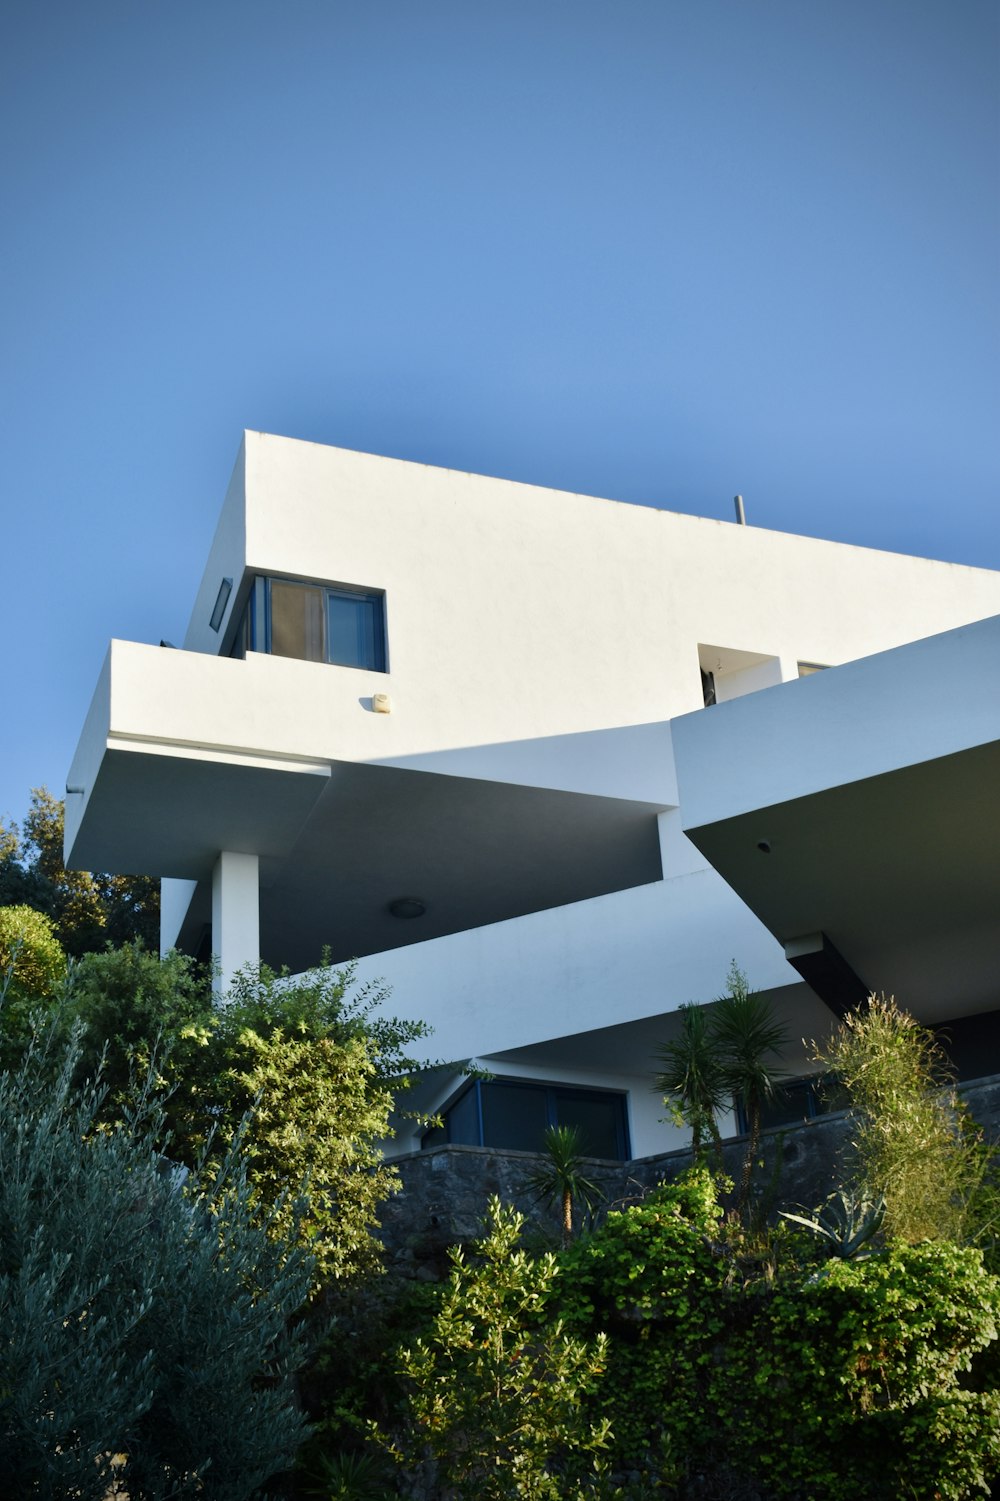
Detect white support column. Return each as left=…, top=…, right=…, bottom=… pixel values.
left=211, top=851, right=260, bottom=999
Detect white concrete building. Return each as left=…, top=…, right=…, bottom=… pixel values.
left=65, top=432, right=1000, bottom=1160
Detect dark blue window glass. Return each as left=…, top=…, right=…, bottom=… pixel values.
left=423, top=1078, right=630, bottom=1160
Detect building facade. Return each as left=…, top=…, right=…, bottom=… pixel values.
left=65, top=432, right=1000, bottom=1159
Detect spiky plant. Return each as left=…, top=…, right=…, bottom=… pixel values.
left=781, top=1187, right=887, bottom=1258
left=711, top=962, right=789, bottom=1216
left=525, top=1124, right=605, bottom=1245
left=654, top=1001, right=727, bottom=1165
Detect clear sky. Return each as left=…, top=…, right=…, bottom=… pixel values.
left=1, top=0, right=997, bottom=831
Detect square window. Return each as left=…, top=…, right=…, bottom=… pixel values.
left=264, top=578, right=387, bottom=672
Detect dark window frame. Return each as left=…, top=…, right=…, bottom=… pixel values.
left=229, top=575, right=387, bottom=672
left=422, top=1076, right=631, bottom=1161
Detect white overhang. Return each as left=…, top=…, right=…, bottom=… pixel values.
left=66, top=642, right=670, bottom=971
left=671, top=615, right=1000, bottom=1023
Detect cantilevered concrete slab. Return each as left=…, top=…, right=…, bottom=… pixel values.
left=671, top=615, right=1000, bottom=1022
left=66, top=641, right=669, bottom=971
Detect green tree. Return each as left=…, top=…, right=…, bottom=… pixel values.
left=53, top=950, right=429, bottom=1289
left=0, top=905, right=67, bottom=1069
left=0, top=788, right=159, bottom=954
left=0, top=1022, right=314, bottom=1499
left=0, top=904, right=66, bottom=1003
left=384, top=1197, right=611, bottom=1500
left=64, top=941, right=213, bottom=1119
left=653, top=965, right=788, bottom=1215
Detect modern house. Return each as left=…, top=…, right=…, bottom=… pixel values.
left=65, top=431, right=1000, bottom=1161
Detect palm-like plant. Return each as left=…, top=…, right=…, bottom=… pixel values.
left=712, top=962, right=789, bottom=1214
left=653, top=1002, right=727, bottom=1166
left=525, top=1124, right=604, bottom=1245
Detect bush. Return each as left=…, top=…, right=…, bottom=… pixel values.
left=66, top=941, right=213, bottom=1112
left=722, top=1240, right=1000, bottom=1499
left=0, top=905, right=67, bottom=1070
left=0, top=904, right=66, bottom=1002
left=382, top=1197, right=612, bottom=1500
left=0, top=1023, right=314, bottom=1499
left=556, top=1168, right=727, bottom=1485
left=816, top=994, right=986, bottom=1244
left=202, top=961, right=429, bottom=1286
left=53, top=952, right=429, bottom=1289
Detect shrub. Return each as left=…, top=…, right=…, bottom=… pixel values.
left=816, top=994, right=985, bottom=1244
left=202, top=960, right=429, bottom=1286
left=556, top=1168, right=727, bottom=1485
left=65, top=941, right=212, bottom=1113
left=0, top=1023, right=314, bottom=1499
left=56, top=952, right=429, bottom=1288
left=721, top=1240, right=1000, bottom=1499
left=382, top=1197, right=612, bottom=1500
left=0, top=903, right=66, bottom=1002
left=0, top=905, right=67, bottom=1070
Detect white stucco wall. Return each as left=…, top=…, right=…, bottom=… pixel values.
left=179, top=432, right=1000, bottom=761
left=350, top=865, right=793, bottom=1072
left=674, top=613, right=1000, bottom=831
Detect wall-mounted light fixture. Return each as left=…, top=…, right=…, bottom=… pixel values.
left=388, top=897, right=426, bottom=919
left=210, top=577, right=233, bottom=632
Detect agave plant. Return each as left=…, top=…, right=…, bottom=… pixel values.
left=781, top=1187, right=886, bottom=1259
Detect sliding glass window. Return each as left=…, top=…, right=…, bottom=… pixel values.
left=250, top=578, right=386, bottom=671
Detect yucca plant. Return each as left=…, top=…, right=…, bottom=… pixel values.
left=525, top=1124, right=604, bottom=1245
left=653, top=1001, right=727, bottom=1166
left=711, top=963, right=789, bottom=1216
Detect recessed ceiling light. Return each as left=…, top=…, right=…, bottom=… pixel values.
left=388, top=897, right=426, bottom=919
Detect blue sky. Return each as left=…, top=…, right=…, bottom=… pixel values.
left=1, top=0, right=997, bottom=832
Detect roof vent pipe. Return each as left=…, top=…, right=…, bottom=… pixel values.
left=734, top=494, right=747, bottom=526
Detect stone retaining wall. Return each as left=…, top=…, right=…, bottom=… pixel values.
left=379, top=1074, right=1000, bottom=1276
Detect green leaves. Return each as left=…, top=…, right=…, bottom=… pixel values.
left=815, top=994, right=989, bottom=1247
left=524, top=1124, right=605, bottom=1245
left=723, top=1239, right=1000, bottom=1499
left=385, top=1197, right=613, bottom=1500
left=655, top=963, right=789, bottom=1216
left=0, top=1023, right=314, bottom=1498
left=780, top=1187, right=887, bottom=1259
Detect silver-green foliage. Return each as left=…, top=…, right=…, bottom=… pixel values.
left=0, top=1022, right=314, bottom=1500
left=781, top=1187, right=887, bottom=1258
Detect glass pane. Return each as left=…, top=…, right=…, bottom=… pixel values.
left=480, top=1082, right=548, bottom=1152
left=270, top=581, right=325, bottom=661
left=555, top=1090, right=625, bottom=1160
left=445, top=1085, right=480, bottom=1146
left=328, top=591, right=385, bottom=671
